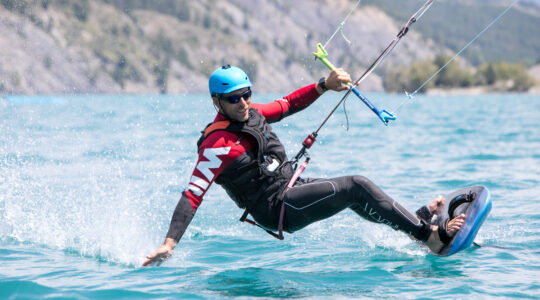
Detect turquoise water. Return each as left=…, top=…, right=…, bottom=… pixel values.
left=1, top=92, right=539, bottom=299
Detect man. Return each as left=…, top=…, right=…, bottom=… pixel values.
left=142, top=65, right=465, bottom=266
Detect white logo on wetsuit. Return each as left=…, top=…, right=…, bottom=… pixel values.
left=188, top=147, right=231, bottom=196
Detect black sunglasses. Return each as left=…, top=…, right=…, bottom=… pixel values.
left=218, top=89, right=252, bottom=104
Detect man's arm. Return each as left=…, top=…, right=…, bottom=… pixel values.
left=142, top=131, right=252, bottom=266
left=251, top=84, right=319, bottom=122
left=253, top=68, right=351, bottom=122
left=142, top=192, right=192, bottom=267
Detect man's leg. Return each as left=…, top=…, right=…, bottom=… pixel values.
left=284, top=176, right=430, bottom=240
left=283, top=175, right=463, bottom=252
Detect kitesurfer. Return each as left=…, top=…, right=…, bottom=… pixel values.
left=142, top=65, right=465, bottom=266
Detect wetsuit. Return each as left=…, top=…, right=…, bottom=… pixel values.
left=166, top=84, right=431, bottom=243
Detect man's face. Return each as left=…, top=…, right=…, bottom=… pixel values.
left=213, top=88, right=251, bottom=122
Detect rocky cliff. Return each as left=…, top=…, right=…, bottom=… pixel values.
left=0, top=0, right=537, bottom=95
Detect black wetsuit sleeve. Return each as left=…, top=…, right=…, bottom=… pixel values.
left=165, top=192, right=195, bottom=242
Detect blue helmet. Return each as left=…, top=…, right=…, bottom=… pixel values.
left=209, top=65, right=251, bottom=96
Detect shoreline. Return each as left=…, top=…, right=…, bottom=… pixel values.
left=2, top=86, right=540, bottom=98
left=426, top=86, right=540, bottom=96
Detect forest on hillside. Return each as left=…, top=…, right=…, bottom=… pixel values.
left=364, top=0, right=540, bottom=66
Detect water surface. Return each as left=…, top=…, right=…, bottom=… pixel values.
left=1, top=93, right=539, bottom=298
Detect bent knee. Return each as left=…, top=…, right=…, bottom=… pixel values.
left=349, top=175, right=382, bottom=197
left=350, top=175, right=372, bottom=188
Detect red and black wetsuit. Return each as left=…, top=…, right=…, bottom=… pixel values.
left=166, top=84, right=431, bottom=243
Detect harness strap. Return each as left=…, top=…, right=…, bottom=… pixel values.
left=240, top=157, right=310, bottom=240
left=239, top=195, right=284, bottom=240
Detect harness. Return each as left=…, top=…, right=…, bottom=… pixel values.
left=197, top=109, right=294, bottom=239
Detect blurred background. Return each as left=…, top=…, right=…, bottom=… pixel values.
left=1, top=0, right=539, bottom=95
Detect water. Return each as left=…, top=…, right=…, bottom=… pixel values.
left=1, top=92, right=539, bottom=299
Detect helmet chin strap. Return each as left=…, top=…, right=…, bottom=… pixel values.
left=216, top=98, right=234, bottom=121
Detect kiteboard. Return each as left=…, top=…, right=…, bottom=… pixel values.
left=434, top=185, right=492, bottom=256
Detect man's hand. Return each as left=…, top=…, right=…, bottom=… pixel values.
left=326, top=68, right=352, bottom=91
left=142, top=238, right=177, bottom=267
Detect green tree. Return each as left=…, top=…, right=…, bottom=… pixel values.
left=73, top=0, right=90, bottom=22
left=112, top=55, right=128, bottom=88
left=176, top=0, right=190, bottom=21
left=383, top=59, right=437, bottom=93
left=493, top=62, right=524, bottom=80
left=512, top=72, right=536, bottom=92
left=177, top=47, right=193, bottom=69
left=1, top=0, right=30, bottom=14
left=433, top=54, right=473, bottom=88
left=153, top=60, right=170, bottom=94
left=476, top=62, right=536, bottom=91
left=477, top=63, right=496, bottom=85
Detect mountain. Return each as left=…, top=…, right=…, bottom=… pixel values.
left=364, top=0, right=540, bottom=66
left=0, top=0, right=538, bottom=95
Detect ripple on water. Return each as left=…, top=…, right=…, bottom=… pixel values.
left=0, top=93, right=539, bottom=298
